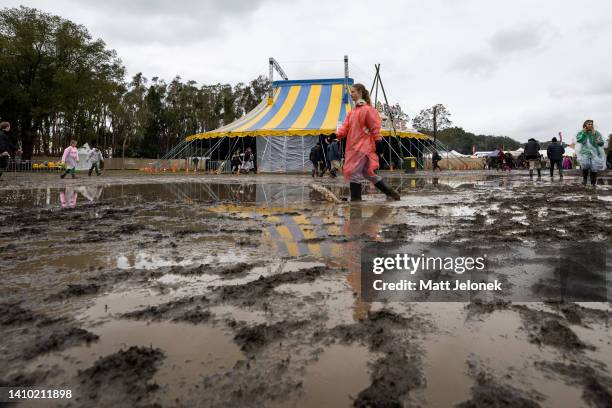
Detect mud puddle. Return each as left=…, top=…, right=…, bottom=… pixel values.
left=26, top=319, right=243, bottom=406
left=413, top=303, right=586, bottom=407
left=2, top=172, right=612, bottom=407
left=269, top=344, right=375, bottom=408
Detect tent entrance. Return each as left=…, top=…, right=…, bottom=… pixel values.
left=257, top=136, right=317, bottom=173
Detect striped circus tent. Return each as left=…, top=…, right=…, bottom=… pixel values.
left=187, top=78, right=426, bottom=141
left=184, top=77, right=429, bottom=172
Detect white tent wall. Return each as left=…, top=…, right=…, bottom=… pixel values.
left=255, top=184, right=312, bottom=205
left=256, top=136, right=318, bottom=173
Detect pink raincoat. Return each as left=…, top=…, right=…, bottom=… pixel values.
left=60, top=187, right=77, bottom=208
left=61, top=146, right=79, bottom=169
left=337, top=102, right=382, bottom=182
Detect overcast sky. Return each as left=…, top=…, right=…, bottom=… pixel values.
left=7, top=0, right=612, bottom=142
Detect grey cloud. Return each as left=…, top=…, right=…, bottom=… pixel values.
left=550, top=78, right=612, bottom=98
left=489, top=25, right=546, bottom=53
left=451, top=53, right=500, bottom=78
left=452, top=23, right=555, bottom=78
left=81, top=0, right=277, bottom=45
left=90, top=0, right=273, bottom=18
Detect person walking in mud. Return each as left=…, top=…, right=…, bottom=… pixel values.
left=60, top=139, right=79, bottom=179
left=524, top=138, right=542, bottom=179
left=337, top=83, right=400, bottom=201
left=497, top=147, right=506, bottom=172
left=546, top=137, right=565, bottom=179
left=192, top=156, right=199, bottom=172
left=327, top=138, right=341, bottom=178
left=309, top=143, right=323, bottom=177
left=576, top=119, right=605, bottom=186
left=240, top=147, right=254, bottom=174
left=0, top=122, right=20, bottom=180
left=431, top=150, right=442, bottom=171
left=231, top=150, right=241, bottom=174
left=88, top=144, right=104, bottom=176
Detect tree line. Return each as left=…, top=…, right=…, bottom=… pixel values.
left=0, top=6, right=269, bottom=160
left=411, top=105, right=521, bottom=153
left=1, top=6, right=527, bottom=161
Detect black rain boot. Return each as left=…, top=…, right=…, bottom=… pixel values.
left=529, top=170, right=533, bottom=178
left=349, top=182, right=362, bottom=202
left=374, top=180, right=401, bottom=201
left=537, top=169, right=541, bottom=179
left=590, top=172, right=598, bottom=186
left=582, top=170, right=589, bottom=185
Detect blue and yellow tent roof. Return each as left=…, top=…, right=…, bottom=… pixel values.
left=186, top=78, right=427, bottom=141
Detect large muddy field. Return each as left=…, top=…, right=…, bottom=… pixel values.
left=1, top=170, right=611, bottom=408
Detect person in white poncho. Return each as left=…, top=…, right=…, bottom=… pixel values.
left=88, top=145, right=104, bottom=176
left=576, top=119, right=605, bottom=186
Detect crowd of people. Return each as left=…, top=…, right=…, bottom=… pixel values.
left=0, top=110, right=610, bottom=193
left=230, top=147, right=255, bottom=174
left=309, top=138, right=342, bottom=178
left=483, top=119, right=608, bottom=186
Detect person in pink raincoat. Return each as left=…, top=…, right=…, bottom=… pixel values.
left=60, top=140, right=79, bottom=179
left=60, top=186, right=78, bottom=208
left=337, top=83, right=400, bottom=201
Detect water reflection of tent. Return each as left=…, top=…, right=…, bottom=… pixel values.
left=208, top=203, right=345, bottom=258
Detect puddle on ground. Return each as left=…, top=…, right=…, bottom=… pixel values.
left=78, top=286, right=176, bottom=322
left=411, top=303, right=584, bottom=408
left=0, top=175, right=512, bottom=209
left=437, top=205, right=477, bottom=217
left=269, top=344, right=374, bottom=408
left=116, top=250, right=249, bottom=270
left=27, top=320, right=243, bottom=406
left=4, top=173, right=612, bottom=407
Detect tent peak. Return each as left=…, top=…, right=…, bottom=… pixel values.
left=272, top=78, right=354, bottom=87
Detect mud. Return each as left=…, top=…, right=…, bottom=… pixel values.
left=0, top=302, right=43, bottom=326
left=168, top=261, right=266, bottom=278
left=544, top=301, right=612, bottom=326
left=213, top=265, right=329, bottom=307
left=457, top=372, right=543, bottom=408
left=1, top=170, right=611, bottom=407
left=514, top=305, right=596, bottom=351
left=465, top=299, right=512, bottom=316
left=47, top=283, right=101, bottom=300
left=121, top=295, right=210, bottom=322
left=535, top=361, right=612, bottom=408
left=77, top=346, right=165, bottom=406
left=23, top=327, right=99, bottom=360
left=334, top=310, right=426, bottom=407
left=233, top=320, right=310, bottom=353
